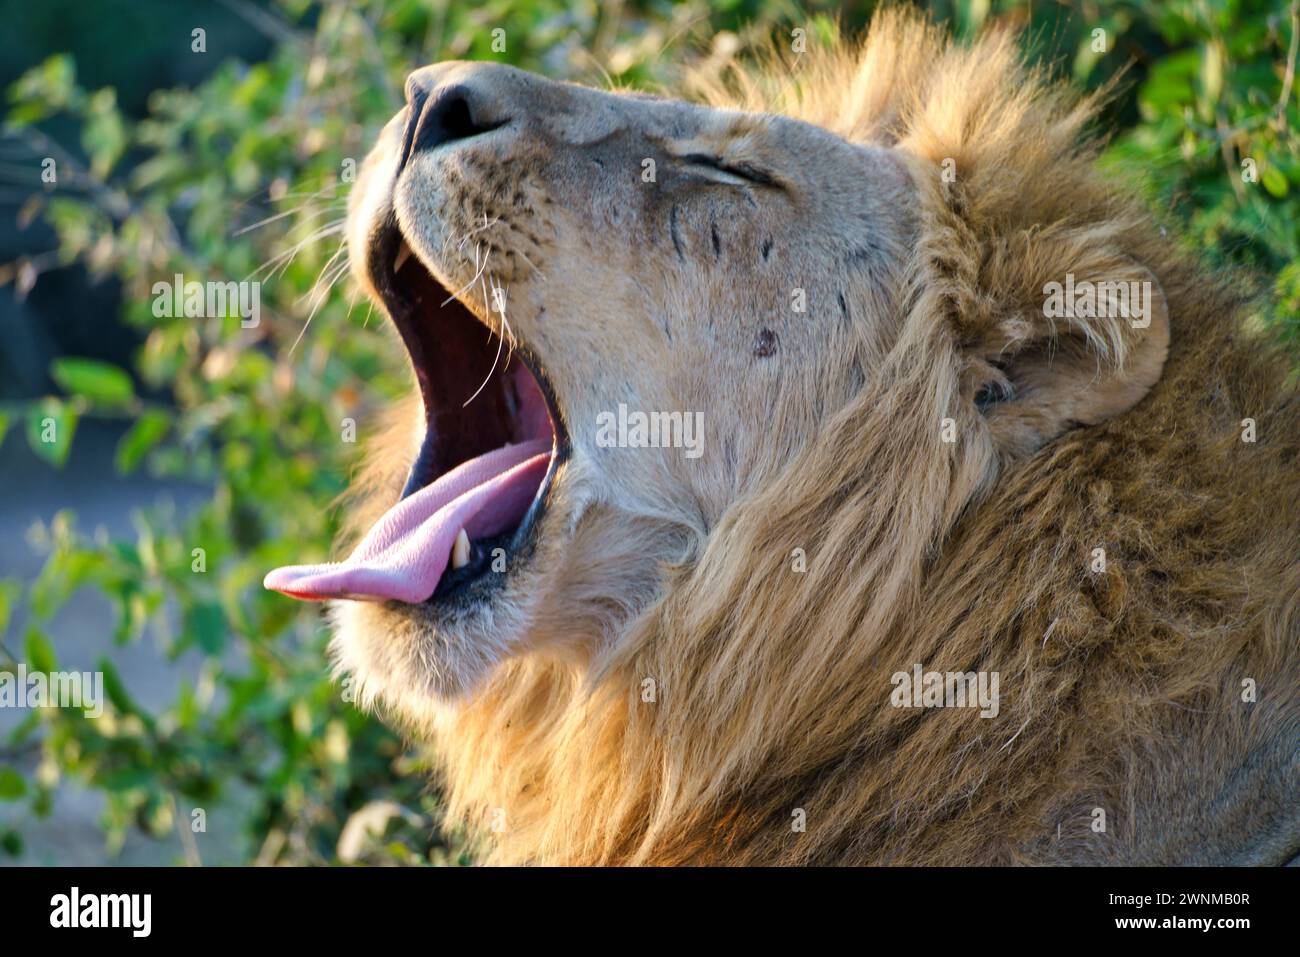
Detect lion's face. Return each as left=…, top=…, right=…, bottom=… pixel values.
left=266, top=62, right=916, bottom=704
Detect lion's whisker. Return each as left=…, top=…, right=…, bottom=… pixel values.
left=248, top=218, right=346, bottom=283
left=288, top=243, right=351, bottom=355
left=234, top=196, right=346, bottom=237
left=457, top=214, right=502, bottom=251
left=461, top=265, right=509, bottom=409
left=295, top=239, right=350, bottom=308
left=440, top=239, right=491, bottom=307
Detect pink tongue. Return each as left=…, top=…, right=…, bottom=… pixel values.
left=264, top=438, right=551, bottom=604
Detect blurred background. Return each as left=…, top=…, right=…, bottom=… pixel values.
left=0, top=0, right=1295, bottom=866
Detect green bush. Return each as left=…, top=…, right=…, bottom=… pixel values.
left=1, top=0, right=1296, bottom=864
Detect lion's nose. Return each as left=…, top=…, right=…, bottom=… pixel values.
left=396, top=75, right=508, bottom=175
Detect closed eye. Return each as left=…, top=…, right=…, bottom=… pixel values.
left=680, top=153, right=782, bottom=189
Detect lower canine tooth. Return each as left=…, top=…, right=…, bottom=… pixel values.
left=393, top=241, right=412, bottom=273
left=451, top=528, right=471, bottom=569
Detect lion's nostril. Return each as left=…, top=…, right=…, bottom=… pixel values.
left=422, top=94, right=477, bottom=145
left=395, top=83, right=507, bottom=175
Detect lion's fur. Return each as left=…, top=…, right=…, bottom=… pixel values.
left=344, top=9, right=1300, bottom=864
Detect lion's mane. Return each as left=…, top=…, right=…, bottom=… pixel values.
left=371, top=8, right=1300, bottom=865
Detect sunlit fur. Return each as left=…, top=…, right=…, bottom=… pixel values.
left=334, top=9, right=1299, bottom=864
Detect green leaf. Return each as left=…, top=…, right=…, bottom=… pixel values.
left=96, top=657, right=138, bottom=717
left=1138, top=48, right=1200, bottom=119
left=50, top=357, right=134, bottom=405
left=0, top=828, right=22, bottom=857
left=24, top=627, right=57, bottom=674
left=6, top=54, right=77, bottom=127
left=101, top=767, right=153, bottom=793
left=185, top=602, right=227, bottom=656
left=115, top=410, right=170, bottom=474
left=25, top=400, right=77, bottom=468
left=1261, top=166, right=1289, bottom=199
left=0, top=768, right=26, bottom=801
left=0, top=579, right=19, bottom=641
left=82, top=89, right=127, bottom=179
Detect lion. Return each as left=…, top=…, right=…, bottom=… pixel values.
left=265, top=8, right=1300, bottom=865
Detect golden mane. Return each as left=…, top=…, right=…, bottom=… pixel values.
left=395, top=8, right=1299, bottom=865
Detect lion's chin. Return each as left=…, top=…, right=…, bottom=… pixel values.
left=325, top=492, right=700, bottom=721
left=327, top=588, right=528, bottom=713
left=322, top=480, right=580, bottom=712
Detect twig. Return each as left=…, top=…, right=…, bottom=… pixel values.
left=1275, top=1, right=1299, bottom=127
left=172, top=793, right=204, bottom=867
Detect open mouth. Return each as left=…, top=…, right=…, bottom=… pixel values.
left=264, top=218, right=567, bottom=605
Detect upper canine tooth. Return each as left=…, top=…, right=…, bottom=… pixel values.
left=451, top=528, right=471, bottom=569
left=393, top=241, right=412, bottom=273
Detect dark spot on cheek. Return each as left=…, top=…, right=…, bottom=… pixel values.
left=711, top=221, right=721, bottom=257
left=837, top=291, right=848, bottom=316
left=669, top=204, right=685, bottom=261
left=753, top=328, right=778, bottom=358
left=761, top=237, right=773, bottom=261
left=848, top=241, right=881, bottom=265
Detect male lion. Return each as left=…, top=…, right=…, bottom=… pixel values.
left=266, top=9, right=1300, bottom=865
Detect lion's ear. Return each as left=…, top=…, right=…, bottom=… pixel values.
left=967, top=263, right=1170, bottom=459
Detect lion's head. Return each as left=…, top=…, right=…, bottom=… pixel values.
left=269, top=42, right=924, bottom=700
left=266, top=10, right=1299, bottom=865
